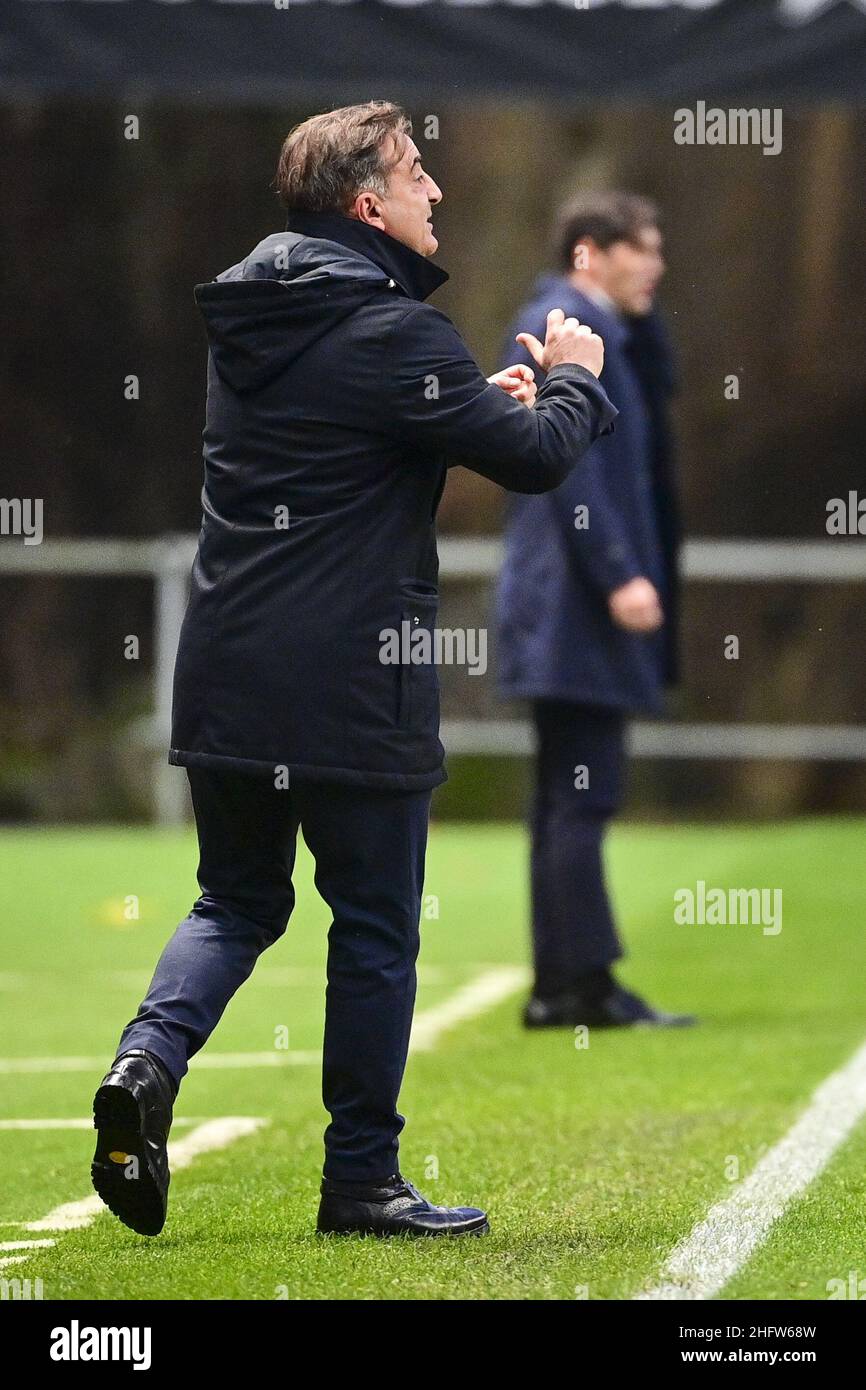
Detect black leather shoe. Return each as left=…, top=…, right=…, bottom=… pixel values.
left=317, top=1173, right=489, bottom=1238
left=91, top=1049, right=176, bottom=1236
left=523, top=985, right=696, bottom=1030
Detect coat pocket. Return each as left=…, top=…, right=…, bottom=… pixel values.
left=396, top=580, right=439, bottom=732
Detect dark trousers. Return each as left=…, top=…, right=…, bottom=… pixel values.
left=530, top=700, right=627, bottom=997
left=117, top=768, right=430, bottom=1182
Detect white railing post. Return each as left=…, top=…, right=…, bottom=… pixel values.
left=152, top=536, right=193, bottom=826
left=0, top=534, right=864, bottom=822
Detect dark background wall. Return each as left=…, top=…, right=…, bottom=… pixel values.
left=1, top=100, right=864, bottom=820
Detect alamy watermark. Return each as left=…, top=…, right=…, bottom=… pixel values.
left=674, top=881, right=783, bottom=936
left=827, top=1270, right=866, bottom=1299
left=50, top=1322, right=151, bottom=1370
left=826, top=491, right=866, bottom=535
left=0, top=497, right=43, bottom=545
left=674, top=102, right=782, bottom=156
left=379, top=621, right=487, bottom=676
left=2, top=1276, right=44, bottom=1300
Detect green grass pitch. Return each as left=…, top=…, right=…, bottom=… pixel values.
left=1, top=816, right=865, bottom=1301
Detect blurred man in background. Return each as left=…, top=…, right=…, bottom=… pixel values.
left=496, top=191, right=694, bottom=1030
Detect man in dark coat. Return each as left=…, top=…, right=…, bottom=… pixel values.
left=90, top=103, right=618, bottom=1239
left=496, top=190, right=694, bottom=1031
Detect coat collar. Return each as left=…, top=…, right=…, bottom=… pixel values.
left=284, top=210, right=448, bottom=302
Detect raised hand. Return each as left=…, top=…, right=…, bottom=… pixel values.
left=516, top=308, right=604, bottom=379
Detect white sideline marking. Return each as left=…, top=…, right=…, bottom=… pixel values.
left=0, top=968, right=527, bottom=1260
left=0, top=1239, right=55, bottom=1251
left=636, top=1036, right=866, bottom=1300
left=0, top=1052, right=320, bottom=1073
left=23, top=1117, right=267, bottom=1232
left=0, top=966, right=529, bottom=1074
left=188, top=1052, right=321, bottom=1068
left=0, top=1117, right=202, bottom=1130
left=409, top=966, right=529, bottom=1052
left=0, top=1255, right=30, bottom=1269
left=108, top=964, right=450, bottom=989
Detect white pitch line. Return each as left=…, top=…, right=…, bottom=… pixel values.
left=109, top=964, right=450, bottom=989
left=186, top=1052, right=321, bottom=1068
left=0, top=970, right=527, bottom=1255
left=0, top=1052, right=320, bottom=1073
left=0, top=1057, right=135, bottom=1074
left=23, top=1117, right=267, bottom=1232
left=0, top=1239, right=55, bottom=1252
left=409, top=965, right=530, bottom=1052
left=636, top=1036, right=866, bottom=1300
left=0, top=1117, right=202, bottom=1130
left=0, top=966, right=529, bottom=1074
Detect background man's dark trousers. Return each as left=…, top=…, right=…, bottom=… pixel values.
left=530, top=700, right=626, bottom=998
left=116, top=768, right=430, bottom=1182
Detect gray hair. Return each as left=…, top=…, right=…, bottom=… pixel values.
left=276, top=101, right=411, bottom=214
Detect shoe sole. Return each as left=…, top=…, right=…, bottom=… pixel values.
left=91, top=1083, right=166, bottom=1237
left=316, top=1218, right=490, bottom=1239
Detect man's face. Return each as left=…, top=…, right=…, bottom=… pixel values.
left=364, top=135, right=442, bottom=256
left=582, top=226, right=665, bottom=316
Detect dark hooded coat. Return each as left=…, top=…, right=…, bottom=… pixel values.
left=170, top=213, right=617, bottom=789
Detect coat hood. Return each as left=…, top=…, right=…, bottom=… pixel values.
left=195, top=214, right=449, bottom=393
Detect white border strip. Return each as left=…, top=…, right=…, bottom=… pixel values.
left=0, top=1117, right=202, bottom=1130
left=23, top=1117, right=267, bottom=1232
left=635, top=1036, right=866, bottom=1300
left=441, top=719, right=866, bottom=761
left=0, top=966, right=530, bottom=1075
left=409, top=965, right=529, bottom=1052
left=0, top=1052, right=320, bottom=1073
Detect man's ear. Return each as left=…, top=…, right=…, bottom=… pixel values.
left=351, top=191, right=386, bottom=230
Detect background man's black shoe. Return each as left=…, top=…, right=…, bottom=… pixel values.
left=523, top=986, right=696, bottom=1030
left=317, top=1174, right=489, bottom=1237
left=91, top=1049, right=176, bottom=1236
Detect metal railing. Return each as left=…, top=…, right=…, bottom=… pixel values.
left=1, top=534, right=865, bottom=823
